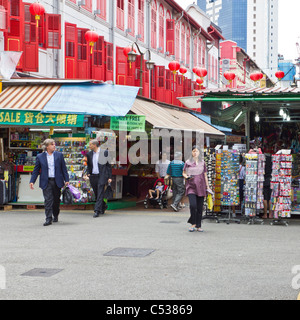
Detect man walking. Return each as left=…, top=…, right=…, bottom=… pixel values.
left=29, top=139, right=69, bottom=226
left=165, top=152, right=185, bottom=212
left=86, top=139, right=112, bottom=217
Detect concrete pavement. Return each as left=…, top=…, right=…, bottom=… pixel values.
left=0, top=206, right=299, bottom=300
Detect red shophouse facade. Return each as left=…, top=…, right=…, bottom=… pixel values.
left=0, top=0, right=223, bottom=109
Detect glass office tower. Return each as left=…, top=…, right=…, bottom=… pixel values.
left=197, top=0, right=248, bottom=51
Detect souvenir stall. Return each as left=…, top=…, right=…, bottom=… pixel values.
left=244, top=153, right=265, bottom=225
left=270, top=152, right=293, bottom=226
left=218, top=148, right=241, bottom=224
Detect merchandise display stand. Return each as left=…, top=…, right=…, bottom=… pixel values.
left=244, top=154, right=265, bottom=225
left=203, top=148, right=219, bottom=223
left=218, top=149, right=241, bottom=224
left=270, top=152, right=293, bottom=226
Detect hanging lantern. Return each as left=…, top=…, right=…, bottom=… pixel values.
left=224, top=72, right=236, bottom=84
left=29, top=2, right=45, bottom=28
left=257, top=72, right=264, bottom=80
left=179, top=66, right=187, bottom=76
left=192, top=67, right=200, bottom=74
left=196, top=68, right=208, bottom=79
left=275, top=71, right=285, bottom=81
left=85, top=30, right=99, bottom=54
left=169, top=60, right=180, bottom=81
left=196, top=78, right=204, bottom=86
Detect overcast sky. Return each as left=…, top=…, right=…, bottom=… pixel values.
left=175, top=0, right=300, bottom=61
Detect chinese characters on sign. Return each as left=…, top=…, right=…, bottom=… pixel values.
left=0, top=111, right=84, bottom=127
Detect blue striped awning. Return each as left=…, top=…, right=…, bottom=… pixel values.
left=42, top=83, right=140, bottom=116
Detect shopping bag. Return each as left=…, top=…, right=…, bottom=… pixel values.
left=104, top=184, right=114, bottom=200
left=68, top=185, right=81, bottom=200
left=207, top=194, right=214, bottom=211
left=62, top=187, right=74, bottom=205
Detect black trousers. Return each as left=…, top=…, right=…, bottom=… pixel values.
left=42, top=179, right=61, bottom=223
left=90, top=174, right=106, bottom=214
left=187, top=194, right=204, bottom=228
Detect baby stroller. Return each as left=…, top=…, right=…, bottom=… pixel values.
left=144, top=178, right=169, bottom=209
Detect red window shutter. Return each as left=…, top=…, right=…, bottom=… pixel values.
left=151, top=1, right=157, bottom=49
left=23, top=2, right=39, bottom=72
left=77, top=28, right=89, bottom=79
left=181, top=23, right=185, bottom=64
left=138, top=0, right=144, bottom=42
left=92, top=36, right=104, bottom=80
left=97, top=0, right=106, bottom=20
left=186, top=29, right=190, bottom=67
left=45, top=14, right=61, bottom=49
left=65, top=22, right=77, bottom=79
left=175, top=23, right=180, bottom=61
left=116, top=46, right=127, bottom=85
left=165, top=69, right=172, bottom=104
left=128, top=0, right=135, bottom=36
left=82, top=0, right=92, bottom=13
left=116, top=0, right=124, bottom=31
left=166, top=19, right=175, bottom=56
left=0, top=0, right=10, bottom=32
left=158, top=5, right=164, bottom=52
left=156, top=66, right=165, bottom=102
left=105, top=41, right=113, bottom=82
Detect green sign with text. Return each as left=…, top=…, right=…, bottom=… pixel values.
left=0, top=110, right=84, bottom=127
left=110, top=115, right=146, bottom=132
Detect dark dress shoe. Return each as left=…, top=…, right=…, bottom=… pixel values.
left=43, top=221, right=52, bottom=226
left=53, top=217, right=58, bottom=223
left=93, top=213, right=99, bottom=218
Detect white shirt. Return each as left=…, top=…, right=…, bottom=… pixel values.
left=92, top=149, right=100, bottom=174
left=155, top=159, right=170, bottom=178
left=46, top=152, right=55, bottom=178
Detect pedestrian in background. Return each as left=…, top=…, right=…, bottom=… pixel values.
left=183, top=145, right=211, bottom=232
left=86, top=139, right=112, bottom=217
left=165, top=152, right=185, bottom=212
left=30, top=139, right=69, bottom=226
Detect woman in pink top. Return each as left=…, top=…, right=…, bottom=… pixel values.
left=183, top=146, right=212, bottom=232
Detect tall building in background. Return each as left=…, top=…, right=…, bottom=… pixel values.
left=197, top=0, right=279, bottom=80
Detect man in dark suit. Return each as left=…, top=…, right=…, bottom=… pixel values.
left=86, top=139, right=112, bottom=217
left=30, top=139, right=69, bottom=226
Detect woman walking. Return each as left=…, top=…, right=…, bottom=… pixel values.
left=183, top=146, right=212, bottom=232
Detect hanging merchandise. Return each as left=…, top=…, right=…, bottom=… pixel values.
left=244, top=154, right=265, bottom=219
left=271, top=153, right=293, bottom=221
left=214, top=152, right=222, bottom=212
left=220, top=149, right=240, bottom=206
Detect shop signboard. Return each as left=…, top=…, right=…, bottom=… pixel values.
left=110, top=115, right=146, bottom=132
left=0, top=110, right=84, bottom=127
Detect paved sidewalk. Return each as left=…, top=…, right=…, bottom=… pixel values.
left=0, top=207, right=299, bottom=300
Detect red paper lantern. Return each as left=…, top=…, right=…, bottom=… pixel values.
left=169, top=61, right=180, bottom=75
left=179, top=66, right=187, bottom=76
left=193, top=66, right=200, bottom=74
left=196, top=78, right=204, bottom=85
left=196, top=68, right=208, bottom=79
left=29, top=2, right=45, bottom=28
left=224, top=72, right=236, bottom=82
left=250, top=73, right=260, bottom=82
left=85, top=30, right=99, bottom=54
left=275, top=71, right=285, bottom=80
left=257, top=72, right=264, bottom=80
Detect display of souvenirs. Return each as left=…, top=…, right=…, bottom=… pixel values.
left=214, top=152, right=222, bottom=212
left=271, top=154, right=293, bottom=218
left=204, top=148, right=216, bottom=213
left=244, top=154, right=265, bottom=217
left=221, top=150, right=240, bottom=206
